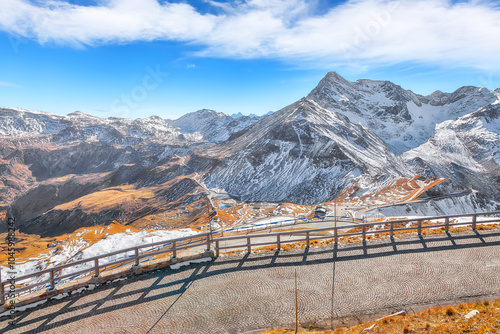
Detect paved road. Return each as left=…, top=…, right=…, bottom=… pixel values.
left=1, top=230, right=499, bottom=334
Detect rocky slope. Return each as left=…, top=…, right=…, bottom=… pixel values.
left=169, top=109, right=261, bottom=143
left=403, top=102, right=500, bottom=197
left=366, top=192, right=497, bottom=217
left=307, top=72, right=500, bottom=154
left=1, top=72, right=499, bottom=236
left=202, top=98, right=408, bottom=204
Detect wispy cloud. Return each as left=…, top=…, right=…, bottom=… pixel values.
left=0, top=81, right=19, bottom=87
left=1, top=0, right=500, bottom=70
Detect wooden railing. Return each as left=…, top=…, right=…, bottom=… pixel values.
left=0, top=233, right=211, bottom=305
left=1, top=211, right=500, bottom=305
left=212, top=211, right=500, bottom=256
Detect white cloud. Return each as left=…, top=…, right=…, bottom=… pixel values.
left=1, top=0, right=500, bottom=70
left=0, top=0, right=216, bottom=46
left=0, top=81, right=19, bottom=87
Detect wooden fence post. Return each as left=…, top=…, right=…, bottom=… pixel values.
left=216, top=240, right=220, bottom=257
left=0, top=271, right=4, bottom=305
left=49, top=271, right=55, bottom=290
left=362, top=225, right=366, bottom=241
left=334, top=228, right=338, bottom=244
left=247, top=237, right=251, bottom=253
left=390, top=222, right=394, bottom=239
left=417, top=220, right=422, bottom=235
left=445, top=217, right=449, bottom=233
left=206, top=234, right=211, bottom=252
left=172, top=241, right=177, bottom=259
left=93, top=259, right=99, bottom=278
left=472, top=215, right=477, bottom=230
left=306, top=232, right=310, bottom=248
left=134, top=248, right=139, bottom=266
left=277, top=235, right=281, bottom=250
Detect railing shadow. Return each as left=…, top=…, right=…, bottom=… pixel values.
left=1, top=230, right=499, bottom=333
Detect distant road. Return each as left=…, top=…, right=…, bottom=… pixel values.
left=2, top=230, right=499, bottom=333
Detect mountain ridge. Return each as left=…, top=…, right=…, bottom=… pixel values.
left=307, top=72, right=500, bottom=154
left=1, top=71, right=500, bottom=236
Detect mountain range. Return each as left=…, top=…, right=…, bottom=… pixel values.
left=1, top=72, right=499, bottom=236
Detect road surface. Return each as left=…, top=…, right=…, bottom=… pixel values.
left=1, top=229, right=499, bottom=333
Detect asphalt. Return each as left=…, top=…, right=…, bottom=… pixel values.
left=1, top=229, right=499, bottom=334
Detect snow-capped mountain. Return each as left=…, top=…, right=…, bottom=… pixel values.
left=203, top=98, right=408, bottom=204
left=231, top=111, right=273, bottom=118
left=170, top=109, right=261, bottom=143
left=307, top=72, right=500, bottom=154
left=0, top=108, right=71, bottom=137
left=404, top=102, right=500, bottom=196
left=170, top=109, right=231, bottom=133
left=0, top=108, right=186, bottom=146
left=1, top=71, right=500, bottom=236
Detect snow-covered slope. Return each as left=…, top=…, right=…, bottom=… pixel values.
left=0, top=108, right=71, bottom=137
left=0, top=225, right=198, bottom=290
left=170, top=109, right=261, bottom=143
left=170, top=109, right=231, bottom=133
left=365, top=192, right=499, bottom=217
left=0, top=108, right=186, bottom=146
left=2, top=71, right=500, bottom=231
left=204, top=98, right=409, bottom=204
left=307, top=72, right=499, bottom=154
left=404, top=102, right=500, bottom=196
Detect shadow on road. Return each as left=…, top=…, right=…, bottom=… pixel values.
left=2, top=230, right=500, bottom=333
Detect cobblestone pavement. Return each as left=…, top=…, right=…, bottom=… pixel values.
left=1, top=230, right=499, bottom=334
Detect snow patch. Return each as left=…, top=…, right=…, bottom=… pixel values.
left=0, top=299, right=47, bottom=318
left=170, top=257, right=213, bottom=270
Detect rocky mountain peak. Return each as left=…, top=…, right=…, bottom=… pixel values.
left=306, top=72, right=500, bottom=154
left=469, top=102, right=500, bottom=124
left=426, top=86, right=497, bottom=107
left=231, top=112, right=260, bottom=119
left=67, top=111, right=95, bottom=118
left=170, top=109, right=231, bottom=134
left=323, top=71, right=352, bottom=85
left=2, top=72, right=500, bottom=230
left=307, top=72, right=355, bottom=106
left=203, top=96, right=407, bottom=204
left=194, top=109, right=226, bottom=117
left=426, top=90, right=449, bottom=106
left=231, top=112, right=245, bottom=118
left=448, top=86, right=485, bottom=103
left=404, top=101, right=500, bottom=198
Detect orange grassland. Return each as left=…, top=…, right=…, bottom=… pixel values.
left=260, top=300, right=500, bottom=334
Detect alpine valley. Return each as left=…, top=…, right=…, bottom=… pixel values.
left=1, top=72, right=500, bottom=238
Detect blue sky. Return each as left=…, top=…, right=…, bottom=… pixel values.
left=1, top=0, right=500, bottom=120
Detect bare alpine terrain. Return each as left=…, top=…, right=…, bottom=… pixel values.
left=1, top=72, right=500, bottom=237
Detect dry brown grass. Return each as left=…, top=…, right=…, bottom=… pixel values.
left=212, top=201, right=317, bottom=230
left=476, top=223, right=499, bottom=231
left=331, top=176, right=448, bottom=206
left=216, top=208, right=240, bottom=225
left=53, top=184, right=156, bottom=214
left=213, top=202, right=313, bottom=229
left=0, top=232, right=57, bottom=264
left=260, top=299, right=500, bottom=334
left=0, top=222, right=140, bottom=266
